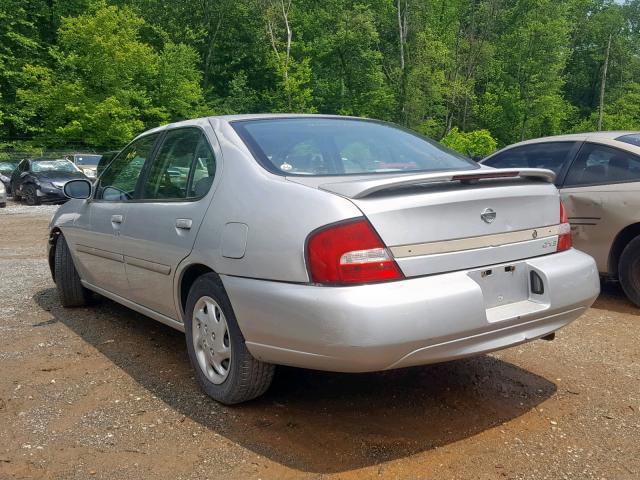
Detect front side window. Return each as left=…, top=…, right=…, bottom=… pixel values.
left=96, top=134, right=159, bottom=201
left=140, top=128, right=216, bottom=200
left=564, top=143, right=640, bottom=187
left=482, top=142, right=576, bottom=176
left=232, top=118, right=476, bottom=176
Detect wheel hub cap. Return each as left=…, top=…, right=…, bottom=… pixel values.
left=192, top=296, right=231, bottom=384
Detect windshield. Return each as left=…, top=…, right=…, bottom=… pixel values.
left=616, top=134, right=640, bottom=148
left=32, top=160, right=79, bottom=173
left=0, top=162, right=17, bottom=175
left=74, top=154, right=102, bottom=166
left=232, top=118, right=477, bottom=176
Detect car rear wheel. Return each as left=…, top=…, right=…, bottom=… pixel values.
left=619, top=236, right=640, bottom=307
left=24, top=184, right=40, bottom=206
left=54, top=235, right=91, bottom=307
left=184, top=273, right=275, bottom=404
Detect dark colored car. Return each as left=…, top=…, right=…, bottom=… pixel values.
left=0, top=161, right=18, bottom=195
left=11, top=158, right=88, bottom=205
left=96, top=150, right=120, bottom=178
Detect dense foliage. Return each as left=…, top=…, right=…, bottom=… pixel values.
left=1, top=0, right=639, bottom=152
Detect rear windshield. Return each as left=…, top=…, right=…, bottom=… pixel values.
left=616, top=133, right=640, bottom=147
left=232, top=118, right=478, bottom=176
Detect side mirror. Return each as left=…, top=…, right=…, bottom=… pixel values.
left=63, top=179, right=92, bottom=199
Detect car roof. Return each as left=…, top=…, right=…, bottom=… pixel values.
left=498, top=131, right=640, bottom=147
left=139, top=113, right=364, bottom=137
left=481, top=131, right=640, bottom=161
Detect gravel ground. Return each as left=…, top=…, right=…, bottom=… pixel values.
left=1, top=199, right=639, bottom=479
left=0, top=200, right=60, bottom=218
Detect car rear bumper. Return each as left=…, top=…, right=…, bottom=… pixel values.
left=222, top=249, right=599, bottom=372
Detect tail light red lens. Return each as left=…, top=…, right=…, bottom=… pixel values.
left=557, top=200, right=572, bottom=252
left=306, top=219, right=404, bottom=285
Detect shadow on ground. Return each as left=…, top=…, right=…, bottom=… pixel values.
left=36, top=287, right=556, bottom=473
left=592, top=279, right=640, bottom=316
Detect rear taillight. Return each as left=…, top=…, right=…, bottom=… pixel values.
left=306, top=219, right=404, bottom=285
left=557, top=200, right=572, bottom=252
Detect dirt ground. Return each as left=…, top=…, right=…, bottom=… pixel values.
left=0, top=200, right=638, bottom=480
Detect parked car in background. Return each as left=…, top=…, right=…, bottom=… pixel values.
left=481, top=131, right=640, bottom=306
left=66, top=153, right=102, bottom=180
left=0, top=180, right=6, bottom=207
left=50, top=114, right=599, bottom=404
left=0, top=161, right=18, bottom=196
left=96, top=150, right=120, bottom=178
left=11, top=158, right=88, bottom=205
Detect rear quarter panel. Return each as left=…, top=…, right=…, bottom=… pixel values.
left=561, top=182, right=640, bottom=273
left=185, top=120, right=362, bottom=283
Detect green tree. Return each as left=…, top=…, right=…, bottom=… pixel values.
left=15, top=3, right=204, bottom=148
left=0, top=1, right=43, bottom=138
left=441, top=127, right=497, bottom=157
left=478, top=0, right=572, bottom=145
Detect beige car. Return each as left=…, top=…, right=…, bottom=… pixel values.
left=482, top=131, right=640, bottom=306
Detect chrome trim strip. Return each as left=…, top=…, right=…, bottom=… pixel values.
left=76, top=244, right=124, bottom=263
left=125, top=256, right=171, bottom=275
left=390, top=225, right=560, bottom=258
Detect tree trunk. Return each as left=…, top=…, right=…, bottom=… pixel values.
left=397, top=0, right=406, bottom=71
left=598, top=33, right=612, bottom=131
left=202, top=0, right=224, bottom=90
left=396, top=0, right=409, bottom=124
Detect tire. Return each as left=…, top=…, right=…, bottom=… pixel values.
left=619, top=235, right=640, bottom=307
left=184, top=273, right=275, bottom=404
left=24, top=184, right=40, bottom=206
left=54, top=235, right=91, bottom=307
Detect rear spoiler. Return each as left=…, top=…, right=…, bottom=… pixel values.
left=318, top=168, right=556, bottom=199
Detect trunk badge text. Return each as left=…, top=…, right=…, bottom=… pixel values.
left=480, top=208, right=497, bottom=224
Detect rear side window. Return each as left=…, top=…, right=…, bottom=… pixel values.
left=483, top=142, right=576, bottom=175
left=564, top=143, right=640, bottom=187
left=97, top=134, right=159, bottom=201
left=140, top=128, right=216, bottom=200
left=232, top=118, right=477, bottom=176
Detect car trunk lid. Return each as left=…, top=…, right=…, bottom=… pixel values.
left=288, top=168, right=561, bottom=276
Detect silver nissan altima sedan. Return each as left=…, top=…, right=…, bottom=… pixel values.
left=49, top=114, right=600, bottom=404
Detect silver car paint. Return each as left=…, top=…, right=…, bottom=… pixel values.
left=119, top=118, right=223, bottom=318
left=222, top=249, right=598, bottom=372
left=50, top=114, right=600, bottom=373
left=61, top=200, right=131, bottom=297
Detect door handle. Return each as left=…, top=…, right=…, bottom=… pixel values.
left=111, top=214, right=123, bottom=224
left=175, top=218, right=193, bottom=230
